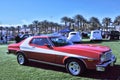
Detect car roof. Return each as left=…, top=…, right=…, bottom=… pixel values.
left=32, top=35, right=60, bottom=38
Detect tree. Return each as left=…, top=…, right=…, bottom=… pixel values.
left=39, top=20, right=49, bottom=34
left=54, top=23, right=60, bottom=32
left=5, top=27, right=9, bottom=35
left=16, top=26, right=21, bottom=33
left=9, top=26, right=16, bottom=36
left=74, top=14, right=86, bottom=31
left=28, top=24, right=34, bottom=34
left=89, top=17, right=101, bottom=30
left=33, top=20, right=39, bottom=33
left=0, top=26, right=3, bottom=35
left=68, top=18, right=75, bottom=30
left=22, top=24, right=27, bottom=32
left=102, top=17, right=112, bottom=30
left=113, top=16, right=120, bottom=26
left=48, top=22, right=54, bottom=33
left=61, top=16, right=69, bottom=27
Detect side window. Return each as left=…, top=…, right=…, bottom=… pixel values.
left=70, top=33, right=76, bottom=35
left=30, top=38, right=49, bottom=46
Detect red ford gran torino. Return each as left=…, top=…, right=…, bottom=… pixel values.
left=7, top=35, right=116, bottom=76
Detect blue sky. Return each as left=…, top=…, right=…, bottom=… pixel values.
left=0, top=0, right=120, bottom=26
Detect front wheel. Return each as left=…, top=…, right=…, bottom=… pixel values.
left=17, top=53, right=28, bottom=65
left=107, top=36, right=111, bottom=40
left=66, top=59, right=85, bottom=76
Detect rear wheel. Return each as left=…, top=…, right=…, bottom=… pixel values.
left=66, top=59, right=85, bottom=76
left=17, top=53, right=28, bottom=65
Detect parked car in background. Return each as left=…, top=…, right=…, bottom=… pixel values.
left=7, top=35, right=116, bottom=76
left=105, top=31, right=120, bottom=40
left=67, top=31, right=82, bottom=43
left=90, top=30, right=103, bottom=41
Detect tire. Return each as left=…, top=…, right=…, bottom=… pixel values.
left=107, top=36, right=111, bottom=40
left=17, top=53, right=28, bottom=65
left=66, top=59, right=85, bottom=76
left=117, top=36, right=119, bottom=40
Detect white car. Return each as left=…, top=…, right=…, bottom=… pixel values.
left=90, top=30, right=102, bottom=41
left=67, top=31, right=82, bottom=43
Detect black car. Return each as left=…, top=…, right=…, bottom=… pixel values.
left=105, top=31, right=120, bottom=40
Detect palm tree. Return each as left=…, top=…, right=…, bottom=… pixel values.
left=89, top=17, right=101, bottom=30
left=113, top=16, right=120, bottom=25
left=55, top=23, right=61, bottom=32
left=81, top=20, right=89, bottom=31
left=81, top=19, right=88, bottom=31
left=0, top=26, right=3, bottom=35
left=102, top=17, right=112, bottom=30
left=74, top=14, right=85, bottom=31
left=68, top=18, right=75, bottom=30
left=28, top=24, right=34, bottom=34
left=39, top=20, right=49, bottom=34
left=22, top=24, right=27, bottom=32
left=61, top=16, right=69, bottom=27
left=16, top=26, right=21, bottom=33
left=44, top=20, right=49, bottom=33
left=113, top=16, right=120, bottom=30
left=49, top=22, right=54, bottom=33
left=33, top=20, right=39, bottom=33
left=5, top=27, right=9, bottom=35
left=38, top=22, right=45, bottom=34
left=54, top=23, right=60, bottom=32
left=9, top=26, right=16, bottom=36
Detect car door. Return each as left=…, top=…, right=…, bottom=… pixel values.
left=29, top=37, right=56, bottom=63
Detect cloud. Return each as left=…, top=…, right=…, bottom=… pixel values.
left=21, top=19, right=32, bottom=25
left=0, top=24, right=22, bottom=27
left=0, top=19, right=32, bottom=27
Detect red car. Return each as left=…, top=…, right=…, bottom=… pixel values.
left=7, top=35, right=116, bottom=76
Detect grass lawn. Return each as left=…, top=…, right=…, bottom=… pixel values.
left=0, top=40, right=120, bottom=80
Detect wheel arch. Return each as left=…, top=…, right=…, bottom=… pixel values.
left=64, top=57, right=87, bottom=68
left=16, top=51, right=28, bottom=58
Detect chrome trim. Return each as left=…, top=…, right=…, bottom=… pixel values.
left=100, top=50, right=113, bottom=63
left=96, top=54, right=116, bottom=71
left=29, top=59, right=65, bottom=68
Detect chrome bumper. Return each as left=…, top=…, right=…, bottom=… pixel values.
left=96, top=55, right=116, bottom=71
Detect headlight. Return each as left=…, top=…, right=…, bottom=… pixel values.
left=100, top=54, right=106, bottom=62
left=100, top=50, right=112, bottom=62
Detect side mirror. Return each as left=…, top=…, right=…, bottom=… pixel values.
left=44, top=44, right=53, bottom=49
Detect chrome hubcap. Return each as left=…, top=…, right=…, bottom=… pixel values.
left=68, top=61, right=80, bottom=75
left=18, top=55, right=24, bottom=64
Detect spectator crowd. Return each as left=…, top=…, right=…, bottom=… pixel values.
left=0, top=34, right=8, bottom=44
left=15, top=32, right=30, bottom=43
left=0, top=32, right=30, bottom=44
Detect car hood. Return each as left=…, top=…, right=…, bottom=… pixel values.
left=63, top=44, right=110, bottom=53
left=56, top=44, right=110, bottom=58
left=55, top=44, right=110, bottom=59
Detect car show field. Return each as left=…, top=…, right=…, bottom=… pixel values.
left=0, top=39, right=120, bottom=80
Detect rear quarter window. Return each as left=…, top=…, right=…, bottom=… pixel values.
left=70, top=33, right=76, bottom=35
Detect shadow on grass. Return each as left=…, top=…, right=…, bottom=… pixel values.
left=25, top=61, right=120, bottom=80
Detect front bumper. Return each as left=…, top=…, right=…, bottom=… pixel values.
left=96, top=55, right=116, bottom=71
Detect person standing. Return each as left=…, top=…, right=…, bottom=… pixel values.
left=0, top=35, right=3, bottom=44
left=15, top=34, right=21, bottom=43
left=20, top=32, right=25, bottom=41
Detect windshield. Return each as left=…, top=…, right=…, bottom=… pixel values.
left=50, top=36, right=73, bottom=47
